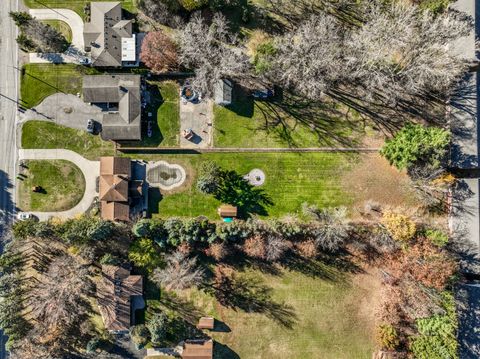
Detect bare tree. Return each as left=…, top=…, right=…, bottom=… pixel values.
left=139, top=0, right=185, bottom=28
left=178, top=13, right=251, bottom=97
left=152, top=251, right=205, bottom=290
left=265, top=234, right=290, bottom=262
left=29, top=255, right=93, bottom=331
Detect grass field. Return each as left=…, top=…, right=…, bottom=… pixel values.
left=213, top=91, right=364, bottom=148
left=145, top=152, right=354, bottom=218
left=18, top=160, right=85, bottom=212
left=41, top=20, right=72, bottom=43
left=23, top=0, right=137, bottom=19
left=146, top=265, right=378, bottom=359
left=22, top=121, right=114, bottom=160
left=20, top=64, right=99, bottom=108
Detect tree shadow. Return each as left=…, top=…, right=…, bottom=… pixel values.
left=214, top=170, right=273, bottom=218
left=214, top=342, right=241, bottom=359
left=209, top=273, right=297, bottom=328
left=224, top=84, right=254, bottom=118
left=147, top=187, right=163, bottom=216
left=160, top=290, right=204, bottom=325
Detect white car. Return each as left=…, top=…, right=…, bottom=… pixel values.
left=17, top=212, right=33, bottom=221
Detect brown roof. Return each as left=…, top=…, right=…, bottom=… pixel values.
left=99, top=157, right=131, bottom=221
left=197, top=317, right=215, bottom=330
left=218, top=205, right=237, bottom=218
left=101, top=201, right=130, bottom=222
left=97, top=265, right=143, bottom=332
left=100, top=156, right=132, bottom=176
left=181, top=339, right=213, bottom=359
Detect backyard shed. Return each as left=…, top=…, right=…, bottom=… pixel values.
left=218, top=205, right=237, bottom=218
left=214, top=79, right=233, bottom=106
left=197, top=317, right=215, bottom=330
left=181, top=339, right=213, bottom=359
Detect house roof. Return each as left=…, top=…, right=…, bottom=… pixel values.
left=84, top=2, right=134, bottom=67
left=83, top=75, right=142, bottom=141
left=181, top=339, right=213, bottom=359
left=214, top=79, right=233, bottom=105
left=99, top=157, right=131, bottom=221
left=97, top=265, right=143, bottom=332
left=100, top=156, right=131, bottom=176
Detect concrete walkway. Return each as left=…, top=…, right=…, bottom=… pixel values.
left=28, top=8, right=88, bottom=64
left=18, top=149, right=99, bottom=221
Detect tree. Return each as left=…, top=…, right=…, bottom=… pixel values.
left=152, top=250, right=204, bottom=290
left=376, top=324, right=399, bottom=350
left=264, top=234, right=290, bottom=262
left=147, top=312, right=168, bottom=344
left=58, top=216, right=114, bottom=244
left=179, top=13, right=251, bottom=97
left=130, top=324, right=150, bottom=349
left=141, top=31, right=178, bottom=73
left=99, top=253, right=121, bottom=266
left=381, top=124, right=450, bottom=172
left=196, top=161, right=222, bottom=194
left=129, top=238, right=161, bottom=271
left=243, top=235, right=266, bottom=259
left=294, top=239, right=317, bottom=258
left=382, top=211, right=417, bottom=243
left=139, top=0, right=184, bottom=28
left=179, top=0, right=208, bottom=11
left=9, top=11, right=31, bottom=26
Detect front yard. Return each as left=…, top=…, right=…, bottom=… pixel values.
left=22, top=120, right=114, bottom=160
left=20, top=64, right=99, bottom=109
left=41, top=20, right=73, bottom=43
left=17, top=160, right=85, bottom=212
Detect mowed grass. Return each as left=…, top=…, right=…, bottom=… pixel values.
left=146, top=152, right=354, bottom=218
left=214, top=94, right=362, bottom=148
left=148, top=266, right=377, bottom=359
left=18, top=160, right=85, bottom=212
left=41, top=20, right=73, bottom=43
left=20, top=64, right=99, bottom=108
left=22, top=121, right=114, bottom=160
left=23, top=0, right=137, bottom=19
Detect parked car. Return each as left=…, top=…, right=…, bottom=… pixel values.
left=252, top=88, right=274, bottom=99
left=86, top=119, right=95, bottom=134
left=17, top=212, right=35, bottom=221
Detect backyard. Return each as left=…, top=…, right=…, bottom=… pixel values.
left=22, top=120, right=114, bottom=160
left=144, top=262, right=379, bottom=359
left=17, top=160, right=85, bottom=212
left=213, top=90, right=371, bottom=148
left=20, top=64, right=99, bottom=109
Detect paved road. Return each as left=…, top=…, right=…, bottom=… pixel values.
left=18, top=149, right=99, bottom=221
left=0, top=0, right=19, bottom=357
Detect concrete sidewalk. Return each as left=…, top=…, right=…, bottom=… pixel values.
left=18, top=149, right=99, bottom=221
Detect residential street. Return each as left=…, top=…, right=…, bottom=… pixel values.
left=0, top=0, right=19, bottom=357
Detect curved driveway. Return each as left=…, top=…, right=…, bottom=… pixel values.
left=29, top=9, right=84, bottom=49
left=18, top=149, right=99, bottom=221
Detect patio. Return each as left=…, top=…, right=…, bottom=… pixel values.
left=179, top=96, right=214, bottom=149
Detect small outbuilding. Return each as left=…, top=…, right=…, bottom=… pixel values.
left=214, top=79, right=233, bottom=106
left=218, top=205, right=237, bottom=218
left=181, top=339, right=213, bottom=359
left=197, top=317, right=215, bottom=330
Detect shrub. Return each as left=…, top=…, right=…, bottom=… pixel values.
left=12, top=219, right=37, bottom=240
left=265, top=235, right=290, bottom=262
left=179, top=0, right=208, bottom=11
left=380, top=124, right=450, bottom=171
left=128, top=238, right=161, bottom=271
left=205, top=242, right=229, bottom=261
left=376, top=324, right=399, bottom=350
left=243, top=235, right=266, bottom=259
left=294, top=239, right=317, bottom=258
left=130, top=324, right=150, bottom=349
left=382, top=211, right=417, bottom=243
left=86, top=337, right=101, bottom=353
left=196, top=161, right=222, bottom=194
left=253, top=41, right=276, bottom=74
left=425, top=229, right=449, bottom=247
left=147, top=312, right=168, bottom=344
left=99, top=253, right=121, bottom=266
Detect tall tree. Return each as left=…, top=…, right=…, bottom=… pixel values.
left=141, top=31, right=178, bottom=73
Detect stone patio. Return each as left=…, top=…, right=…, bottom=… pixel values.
left=179, top=98, right=213, bottom=149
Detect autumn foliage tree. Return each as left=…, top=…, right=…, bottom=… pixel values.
left=140, top=31, right=178, bottom=73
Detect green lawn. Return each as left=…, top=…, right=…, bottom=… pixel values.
left=20, top=64, right=99, bottom=109
left=18, top=160, right=85, bottom=212
left=22, top=121, right=114, bottom=160
left=23, top=0, right=137, bottom=19
left=146, top=152, right=354, bottom=218
left=214, top=91, right=364, bottom=148
left=41, top=20, right=73, bottom=43
left=146, top=265, right=376, bottom=359
left=120, top=81, right=180, bottom=147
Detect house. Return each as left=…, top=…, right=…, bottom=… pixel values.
left=180, top=339, right=213, bottom=359
left=214, top=79, right=233, bottom=106
left=99, top=156, right=131, bottom=221
left=84, top=2, right=137, bottom=67
left=83, top=74, right=142, bottom=141
left=197, top=317, right=215, bottom=330
left=96, top=265, right=143, bottom=333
